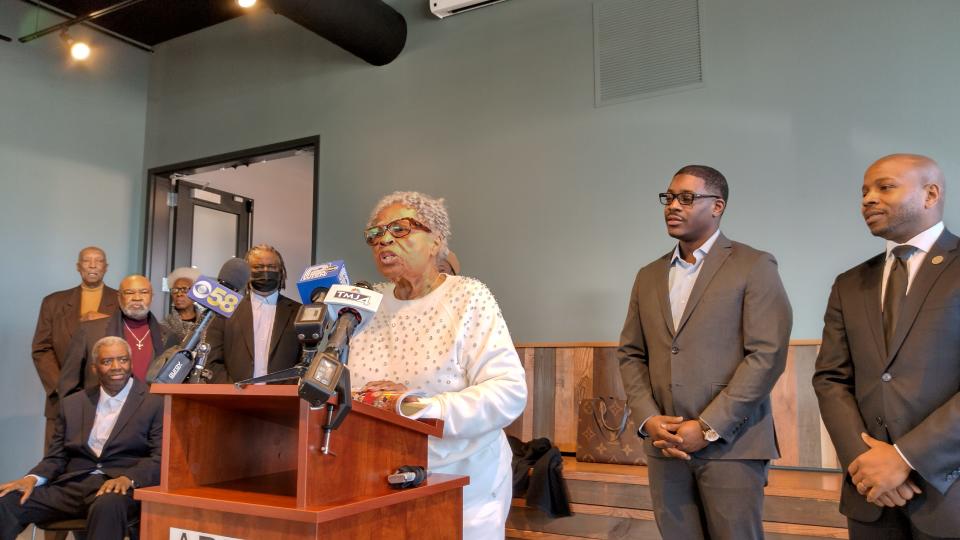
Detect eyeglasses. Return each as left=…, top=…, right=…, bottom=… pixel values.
left=170, top=287, right=190, bottom=295
left=364, top=218, right=432, bottom=245
left=120, top=289, right=150, bottom=296
left=659, top=192, right=722, bottom=206
left=98, top=355, right=131, bottom=367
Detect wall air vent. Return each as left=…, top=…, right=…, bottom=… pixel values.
left=594, top=0, right=703, bottom=106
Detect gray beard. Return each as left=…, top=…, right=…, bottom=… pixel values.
left=121, top=306, right=149, bottom=320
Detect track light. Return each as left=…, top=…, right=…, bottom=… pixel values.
left=238, top=0, right=257, bottom=7
left=60, top=30, right=91, bottom=61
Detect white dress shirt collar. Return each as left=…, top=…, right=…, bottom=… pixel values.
left=884, top=221, right=944, bottom=259
left=251, top=290, right=280, bottom=306
left=98, top=377, right=134, bottom=409
left=671, top=228, right=721, bottom=267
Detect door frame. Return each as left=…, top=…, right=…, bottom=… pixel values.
left=141, top=136, right=320, bottom=312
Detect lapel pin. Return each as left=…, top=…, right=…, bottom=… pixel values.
left=932, top=255, right=944, bottom=265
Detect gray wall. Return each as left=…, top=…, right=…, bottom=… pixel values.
left=143, top=0, right=960, bottom=343
left=0, top=4, right=150, bottom=479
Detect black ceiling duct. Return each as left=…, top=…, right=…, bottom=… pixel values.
left=264, top=0, right=407, bottom=66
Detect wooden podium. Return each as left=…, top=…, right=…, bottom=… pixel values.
left=134, top=384, right=467, bottom=539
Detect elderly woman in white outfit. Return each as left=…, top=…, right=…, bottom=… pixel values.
left=349, top=191, right=527, bottom=540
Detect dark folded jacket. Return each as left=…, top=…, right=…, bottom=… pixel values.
left=508, top=435, right=572, bottom=518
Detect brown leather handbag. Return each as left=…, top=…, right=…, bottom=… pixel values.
left=575, top=397, right=646, bottom=465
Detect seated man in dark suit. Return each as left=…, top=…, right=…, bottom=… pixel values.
left=206, top=244, right=302, bottom=382
left=59, top=274, right=164, bottom=399
left=0, top=336, right=163, bottom=540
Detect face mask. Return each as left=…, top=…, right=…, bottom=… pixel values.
left=250, top=271, right=281, bottom=293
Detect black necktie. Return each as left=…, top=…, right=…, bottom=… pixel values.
left=883, top=245, right=916, bottom=349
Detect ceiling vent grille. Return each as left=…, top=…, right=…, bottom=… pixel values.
left=594, top=0, right=703, bottom=106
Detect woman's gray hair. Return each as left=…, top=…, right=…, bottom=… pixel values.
left=368, top=191, right=451, bottom=261
left=92, top=335, right=132, bottom=363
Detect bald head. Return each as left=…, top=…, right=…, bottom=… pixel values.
left=118, top=274, right=152, bottom=320
left=861, top=153, right=945, bottom=242
left=76, top=246, right=108, bottom=287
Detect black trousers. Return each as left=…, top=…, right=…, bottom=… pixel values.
left=0, top=474, right=136, bottom=540
left=849, top=506, right=960, bottom=540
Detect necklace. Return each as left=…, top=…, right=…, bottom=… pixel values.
left=123, top=321, right=151, bottom=351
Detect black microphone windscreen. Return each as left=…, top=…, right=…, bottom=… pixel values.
left=310, top=287, right=329, bottom=303
left=355, top=280, right=373, bottom=290
left=218, top=258, right=251, bottom=292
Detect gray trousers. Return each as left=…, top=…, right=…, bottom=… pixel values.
left=647, top=454, right=769, bottom=540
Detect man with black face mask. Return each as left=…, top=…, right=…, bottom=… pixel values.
left=206, top=244, right=302, bottom=383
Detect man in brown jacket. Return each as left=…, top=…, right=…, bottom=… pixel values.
left=32, top=246, right=117, bottom=451
left=618, top=165, right=792, bottom=539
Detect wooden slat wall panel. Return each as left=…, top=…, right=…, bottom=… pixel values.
left=532, top=348, right=556, bottom=440
left=553, top=349, right=593, bottom=453
left=510, top=342, right=839, bottom=470
left=771, top=346, right=800, bottom=467
left=793, top=345, right=827, bottom=468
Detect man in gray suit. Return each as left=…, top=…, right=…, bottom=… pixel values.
left=813, top=154, right=960, bottom=539
left=618, top=165, right=792, bottom=539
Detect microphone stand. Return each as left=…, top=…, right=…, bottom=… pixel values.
left=234, top=347, right=318, bottom=386
left=321, top=348, right=351, bottom=455
left=187, top=340, right=213, bottom=383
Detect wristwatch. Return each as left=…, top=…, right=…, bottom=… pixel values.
left=698, top=418, right=720, bottom=443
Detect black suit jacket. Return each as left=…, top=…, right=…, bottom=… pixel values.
left=32, top=285, right=118, bottom=418
left=814, top=229, right=960, bottom=537
left=206, top=293, right=302, bottom=383
left=58, top=311, right=164, bottom=399
left=31, top=378, right=163, bottom=489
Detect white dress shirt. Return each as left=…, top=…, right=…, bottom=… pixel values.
left=881, top=221, right=944, bottom=303
left=250, top=291, right=279, bottom=378
left=668, top=228, right=721, bottom=331
left=88, top=378, right=134, bottom=457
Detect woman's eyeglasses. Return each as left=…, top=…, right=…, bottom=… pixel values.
left=364, top=218, right=432, bottom=245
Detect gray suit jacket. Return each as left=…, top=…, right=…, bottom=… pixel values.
left=618, top=233, right=792, bottom=460
left=813, top=229, right=960, bottom=537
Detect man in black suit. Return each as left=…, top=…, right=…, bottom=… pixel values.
left=814, top=154, right=960, bottom=538
left=0, top=336, right=163, bottom=540
left=59, top=275, right=164, bottom=398
left=32, top=246, right=118, bottom=450
left=207, top=244, right=302, bottom=382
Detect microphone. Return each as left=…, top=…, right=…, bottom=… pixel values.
left=292, top=261, right=351, bottom=349
left=323, top=282, right=382, bottom=353
left=151, top=258, right=250, bottom=384
left=296, top=261, right=349, bottom=304
left=298, top=282, right=382, bottom=409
